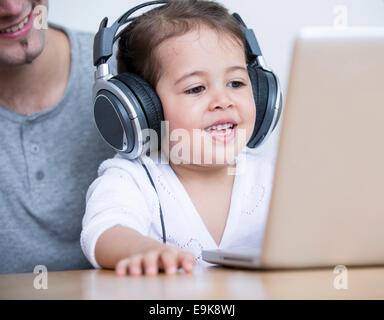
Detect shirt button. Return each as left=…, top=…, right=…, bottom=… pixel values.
left=36, top=170, right=45, bottom=180
left=31, top=144, right=40, bottom=154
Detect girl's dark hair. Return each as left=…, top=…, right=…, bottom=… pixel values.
left=117, top=0, right=246, bottom=88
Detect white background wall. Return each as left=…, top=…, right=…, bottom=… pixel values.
left=49, top=0, right=384, bottom=93
left=48, top=0, right=384, bottom=153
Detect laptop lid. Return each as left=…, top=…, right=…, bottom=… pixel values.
left=260, top=27, right=384, bottom=268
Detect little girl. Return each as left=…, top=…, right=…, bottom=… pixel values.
left=81, top=0, right=277, bottom=276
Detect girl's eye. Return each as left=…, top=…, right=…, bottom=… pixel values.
left=184, top=86, right=205, bottom=95
left=228, top=81, right=245, bottom=88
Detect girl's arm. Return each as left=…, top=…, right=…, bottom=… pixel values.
left=81, top=159, right=194, bottom=276
left=95, top=225, right=195, bottom=276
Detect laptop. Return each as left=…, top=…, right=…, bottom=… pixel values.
left=202, top=27, right=384, bottom=269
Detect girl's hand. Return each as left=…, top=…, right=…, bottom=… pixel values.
left=115, top=244, right=195, bottom=276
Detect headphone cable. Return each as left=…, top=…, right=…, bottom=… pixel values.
left=140, top=160, right=167, bottom=244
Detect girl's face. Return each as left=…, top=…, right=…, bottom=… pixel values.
left=155, top=25, right=256, bottom=167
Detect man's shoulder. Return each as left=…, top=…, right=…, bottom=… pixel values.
left=49, top=23, right=117, bottom=82
left=69, top=28, right=95, bottom=49
left=49, top=23, right=94, bottom=69
left=50, top=23, right=94, bottom=45
left=63, top=25, right=117, bottom=75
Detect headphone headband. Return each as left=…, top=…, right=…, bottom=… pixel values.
left=232, top=12, right=263, bottom=60
left=93, top=0, right=266, bottom=68
left=93, top=0, right=169, bottom=66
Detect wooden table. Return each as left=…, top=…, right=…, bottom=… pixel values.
left=1, top=266, right=383, bottom=300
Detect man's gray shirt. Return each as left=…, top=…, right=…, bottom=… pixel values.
left=0, top=24, right=115, bottom=274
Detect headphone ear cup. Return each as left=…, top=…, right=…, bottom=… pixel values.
left=114, top=73, right=164, bottom=145
left=247, top=66, right=269, bottom=148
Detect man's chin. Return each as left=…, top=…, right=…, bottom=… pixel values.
left=0, top=32, right=45, bottom=67
left=0, top=49, right=42, bottom=67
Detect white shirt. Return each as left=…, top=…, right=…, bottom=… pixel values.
left=80, top=148, right=276, bottom=269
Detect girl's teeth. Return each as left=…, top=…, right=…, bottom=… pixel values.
left=204, top=125, right=234, bottom=136
left=214, top=129, right=232, bottom=136
left=205, top=123, right=234, bottom=131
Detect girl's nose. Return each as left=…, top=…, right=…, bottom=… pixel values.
left=207, top=86, right=233, bottom=111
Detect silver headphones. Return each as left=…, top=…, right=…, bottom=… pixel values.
left=92, top=0, right=282, bottom=160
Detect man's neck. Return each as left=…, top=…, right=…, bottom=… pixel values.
left=0, top=27, right=71, bottom=115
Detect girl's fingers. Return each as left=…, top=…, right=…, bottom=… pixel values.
left=159, top=249, right=178, bottom=274
left=115, top=257, right=130, bottom=277
left=179, top=252, right=195, bottom=273
left=116, top=248, right=195, bottom=277
left=143, top=250, right=160, bottom=275
left=127, top=254, right=144, bottom=276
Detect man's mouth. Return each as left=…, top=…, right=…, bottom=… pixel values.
left=0, top=7, right=34, bottom=39
left=0, top=15, right=30, bottom=34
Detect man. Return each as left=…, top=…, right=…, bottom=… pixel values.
left=0, top=0, right=114, bottom=273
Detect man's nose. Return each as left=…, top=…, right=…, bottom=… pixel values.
left=208, top=86, right=234, bottom=111
left=0, top=0, right=24, bottom=18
